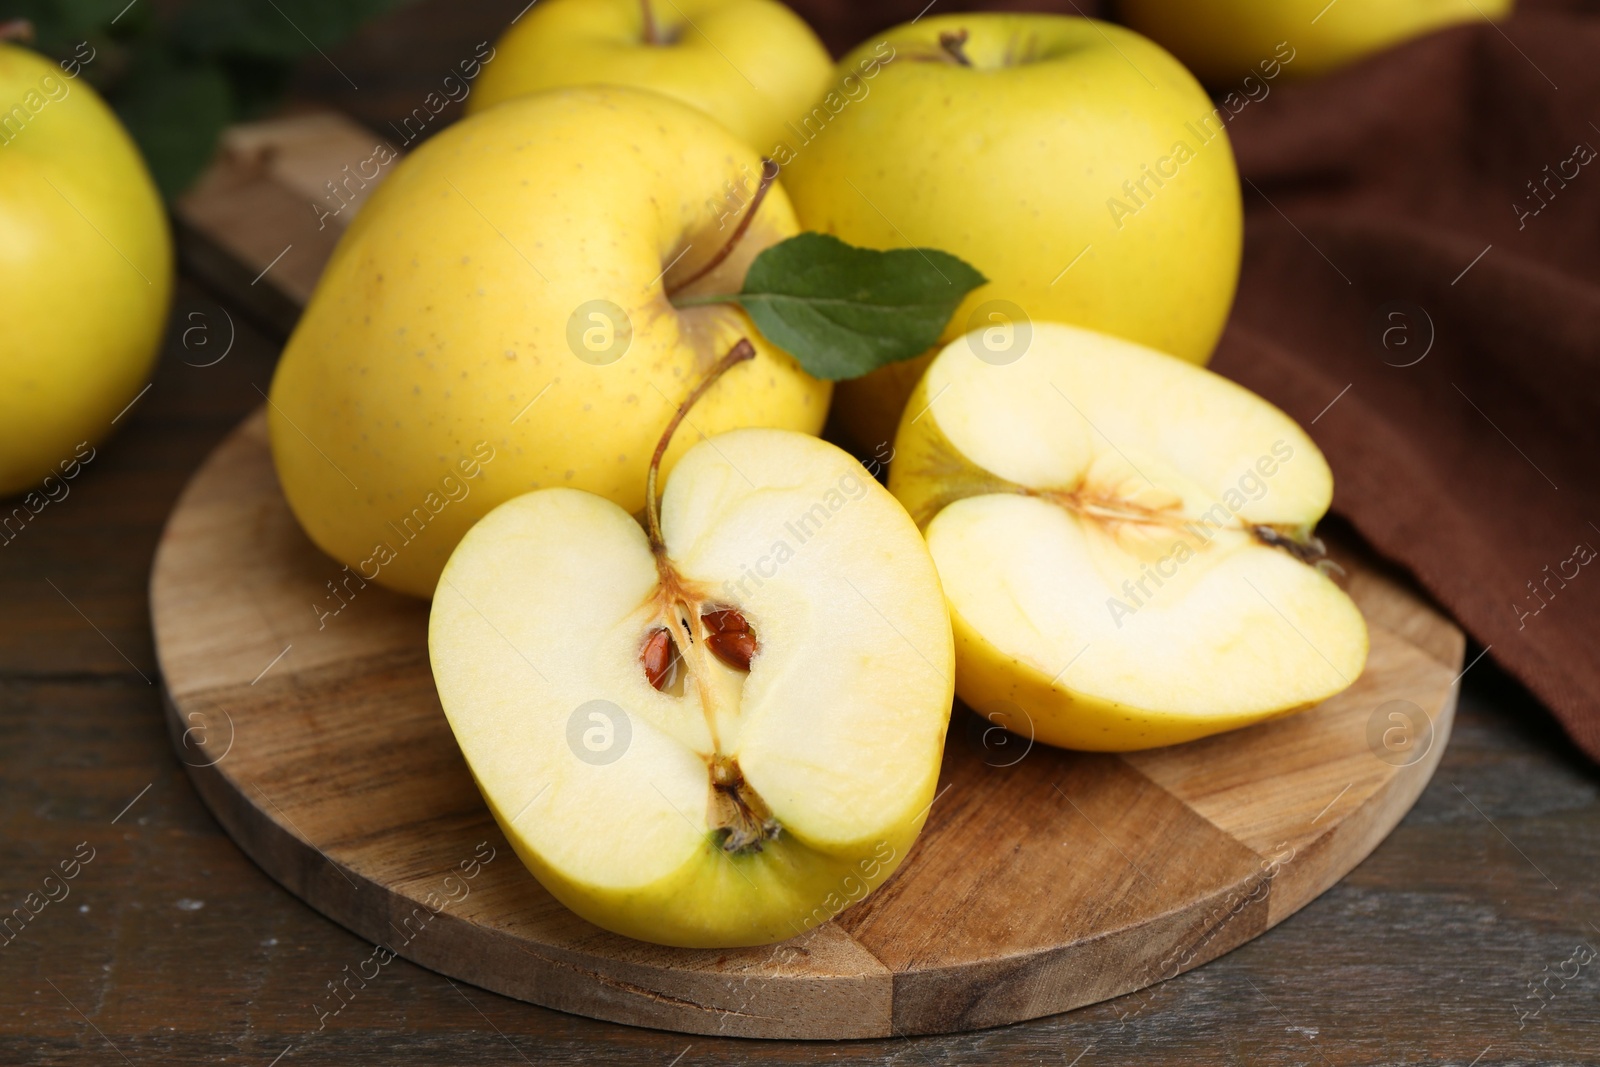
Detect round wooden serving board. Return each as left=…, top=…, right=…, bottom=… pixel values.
left=150, top=410, right=1465, bottom=1040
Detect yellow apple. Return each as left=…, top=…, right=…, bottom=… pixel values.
left=890, top=323, right=1367, bottom=752
left=268, top=87, right=830, bottom=598
left=467, top=0, right=833, bottom=151
left=0, top=40, right=172, bottom=497
left=430, top=428, right=953, bottom=946
left=781, top=13, right=1242, bottom=451
left=1119, top=0, right=1515, bottom=84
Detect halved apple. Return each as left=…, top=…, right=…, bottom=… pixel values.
left=889, top=323, right=1367, bottom=752
left=429, top=427, right=953, bottom=947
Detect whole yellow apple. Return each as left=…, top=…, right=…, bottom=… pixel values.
left=0, top=40, right=172, bottom=497
left=268, top=87, right=829, bottom=599
left=467, top=0, right=833, bottom=151
left=781, top=13, right=1242, bottom=451
left=1119, top=0, right=1514, bottom=84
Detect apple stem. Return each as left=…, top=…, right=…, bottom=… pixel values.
left=939, top=29, right=973, bottom=67
left=0, top=19, right=36, bottom=43
left=644, top=338, right=758, bottom=553
left=640, top=0, right=661, bottom=45
left=666, top=158, right=778, bottom=298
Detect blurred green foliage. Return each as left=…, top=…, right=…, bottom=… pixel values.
left=9, top=0, right=415, bottom=196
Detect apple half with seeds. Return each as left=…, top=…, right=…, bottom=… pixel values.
left=429, top=356, right=953, bottom=947
left=890, top=322, right=1367, bottom=752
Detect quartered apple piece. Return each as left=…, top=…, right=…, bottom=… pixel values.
left=890, top=322, right=1367, bottom=752
left=429, top=427, right=953, bottom=948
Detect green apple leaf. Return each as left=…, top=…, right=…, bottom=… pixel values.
left=113, top=55, right=234, bottom=199
left=679, top=233, right=986, bottom=381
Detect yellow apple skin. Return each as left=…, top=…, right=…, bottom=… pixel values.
left=1119, top=0, right=1514, bottom=84
left=269, top=87, right=829, bottom=598
left=889, top=330, right=1367, bottom=753
left=486, top=784, right=932, bottom=948
left=783, top=13, right=1242, bottom=451
left=0, top=43, right=172, bottom=496
left=468, top=0, right=833, bottom=152
left=941, top=593, right=1321, bottom=753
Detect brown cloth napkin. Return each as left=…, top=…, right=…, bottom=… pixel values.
left=790, top=0, right=1600, bottom=763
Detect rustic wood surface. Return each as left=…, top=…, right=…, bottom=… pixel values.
left=4, top=0, right=1599, bottom=1061
left=146, top=406, right=1460, bottom=1040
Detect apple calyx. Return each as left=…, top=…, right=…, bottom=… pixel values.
left=637, top=337, right=780, bottom=854
left=0, top=19, right=36, bottom=43
left=709, top=755, right=780, bottom=853
left=938, top=30, right=974, bottom=67
left=1251, top=524, right=1339, bottom=574
left=667, top=159, right=778, bottom=297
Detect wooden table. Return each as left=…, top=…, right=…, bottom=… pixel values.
left=0, top=281, right=1594, bottom=1067
left=4, top=1, right=1599, bottom=1061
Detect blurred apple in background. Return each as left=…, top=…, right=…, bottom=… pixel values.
left=1118, top=0, right=1514, bottom=84
left=468, top=0, right=833, bottom=150
left=0, top=30, right=172, bottom=498
left=781, top=13, right=1242, bottom=452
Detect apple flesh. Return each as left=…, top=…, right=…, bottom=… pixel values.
left=268, top=87, right=829, bottom=598
left=1119, top=0, right=1514, bottom=84
left=890, top=323, right=1367, bottom=752
left=782, top=13, right=1243, bottom=452
left=429, top=428, right=954, bottom=947
left=468, top=0, right=833, bottom=152
left=0, top=40, right=172, bottom=496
